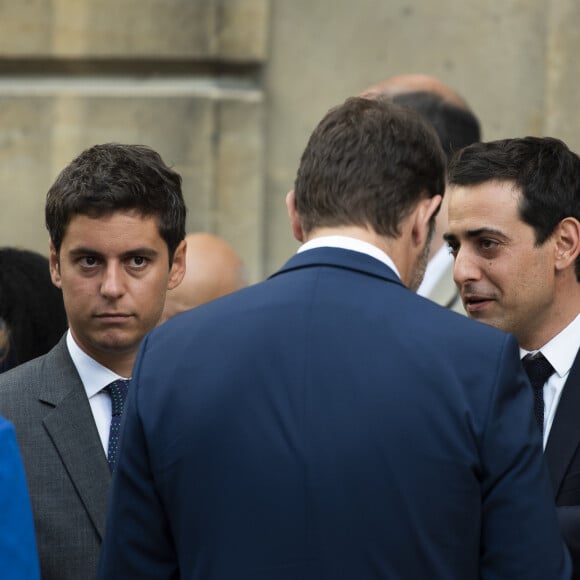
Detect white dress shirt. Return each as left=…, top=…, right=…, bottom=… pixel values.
left=66, top=330, right=129, bottom=454
left=416, top=245, right=453, bottom=298
left=520, top=314, right=580, bottom=449
left=297, top=235, right=402, bottom=279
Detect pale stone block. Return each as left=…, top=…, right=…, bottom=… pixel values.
left=0, top=0, right=269, bottom=60
left=0, top=78, right=264, bottom=280
left=545, top=0, right=580, bottom=153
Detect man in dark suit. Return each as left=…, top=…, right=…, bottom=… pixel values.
left=0, top=143, right=187, bottom=580
left=100, top=98, right=570, bottom=579
left=445, top=136, right=580, bottom=577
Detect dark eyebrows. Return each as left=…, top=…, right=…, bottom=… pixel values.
left=67, top=247, right=159, bottom=259
left=443, top=227, right=509, bottom=244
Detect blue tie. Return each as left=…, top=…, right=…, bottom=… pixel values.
left=522, top=353, right=554, bottom=437
left=104, top=379, right=130, bottom=472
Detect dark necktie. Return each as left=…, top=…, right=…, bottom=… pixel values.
left=104, top=379, right=130, bottom=472
left=522, top=353, right=554, bottom=437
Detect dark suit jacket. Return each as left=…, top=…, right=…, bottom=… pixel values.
left=0, top=336, right=110, bottom=580
left=99, top=248, right=570, bottom=580
left=546, top=347, right=580, bottom=578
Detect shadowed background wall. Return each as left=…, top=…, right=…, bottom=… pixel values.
left=0, top=0, right=579, bottom=281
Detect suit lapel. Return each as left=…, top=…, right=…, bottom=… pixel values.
left=40, top=338, right=111, bottom=539
left=545, top=348, right=580, bottom=498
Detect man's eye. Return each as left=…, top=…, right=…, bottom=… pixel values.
left=129, top=256, right=148, bottom=267
left=80, top=256, right=98, bottom=267
left=480, top=239, right=499, bottom=251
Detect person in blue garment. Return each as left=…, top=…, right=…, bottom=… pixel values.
left=0, top=415, right=40, bottom=579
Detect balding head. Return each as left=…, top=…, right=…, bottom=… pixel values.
left=361, top=73, right=470, bottom=110
left=162, top=233, right=248, bottom=321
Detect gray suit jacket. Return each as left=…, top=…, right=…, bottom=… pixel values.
left=0, top=335, right=111, bottom=580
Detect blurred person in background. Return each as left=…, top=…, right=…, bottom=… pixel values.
left=161, top=232, right=248, bottom=322
left=0, top=247, right=68, bottom=372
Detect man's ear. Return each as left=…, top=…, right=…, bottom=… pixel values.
left=554, top=217, right=580, bottom=273
left=49, top=241, right=62, bottom=289
left=167, top=239, right=187, bottom=290
left=286, top=190, right=304, bottom=242
left=411, top=195, right=442, bottom=246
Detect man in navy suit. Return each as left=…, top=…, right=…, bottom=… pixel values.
left=99, top=98, right=570, bottom=579
left=445, top=136, right=580, bottom=577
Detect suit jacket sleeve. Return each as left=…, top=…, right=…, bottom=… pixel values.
left=479, top=335, right=571, bottom=579
left=0, top=417, right=41, bottom=579
left=98, top=334, right=178, bottom=580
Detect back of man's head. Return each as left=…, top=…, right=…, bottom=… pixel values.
left=293, top=97, right=446, bottom=238
left=362, top=74, right=481, bottom=161
left=162, top=232, right=247, bottom=320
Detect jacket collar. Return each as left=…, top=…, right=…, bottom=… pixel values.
left=270, top=246, right=405, bottom=288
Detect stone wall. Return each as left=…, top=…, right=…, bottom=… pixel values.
left=1, top=0, right=579, bottom=280
left=0, top=0, right=269, bottom=282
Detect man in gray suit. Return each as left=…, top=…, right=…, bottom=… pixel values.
left=0, top=143, right=187, bottom=580
left=362, top=74, right=481, bottom=313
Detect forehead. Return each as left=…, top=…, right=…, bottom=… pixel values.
left=448, top=180, right=523, bottom=232
left=61, top=210, right=164, bottom=250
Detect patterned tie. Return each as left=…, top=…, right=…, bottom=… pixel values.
left=522, top=353, right=554, bottom=437
left=104, top=379, right=130, bottom=472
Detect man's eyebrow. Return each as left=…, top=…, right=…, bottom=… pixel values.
left=67, top=247, right=159, bottom=258
left=443, top=227, right=508, bottom=243
left=122, top=248, right=159, bottom=258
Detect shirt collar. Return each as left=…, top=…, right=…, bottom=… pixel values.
left=66, top=330, right=128, bottom=398
left=520, top=314, right=580, bottom=378
left=297, top=235, right=401, bottom=279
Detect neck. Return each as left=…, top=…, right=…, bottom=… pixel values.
left=519, top=282, right=580, bottom=351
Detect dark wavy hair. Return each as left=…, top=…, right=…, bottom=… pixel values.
left=294, top=97, right=446, bottom=238
left=46, top=143, right=186, bottom=264
left=448, top=136, right=580, bottom=281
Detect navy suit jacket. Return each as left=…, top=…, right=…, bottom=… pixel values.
left=99, top=248, right=570, bottom=579
left=547, top=348, right=580, bottom=578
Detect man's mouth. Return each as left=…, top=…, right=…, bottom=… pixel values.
left=462, top=294, right=495, bottom=313
left=95, top=313, right=132, bottom=322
